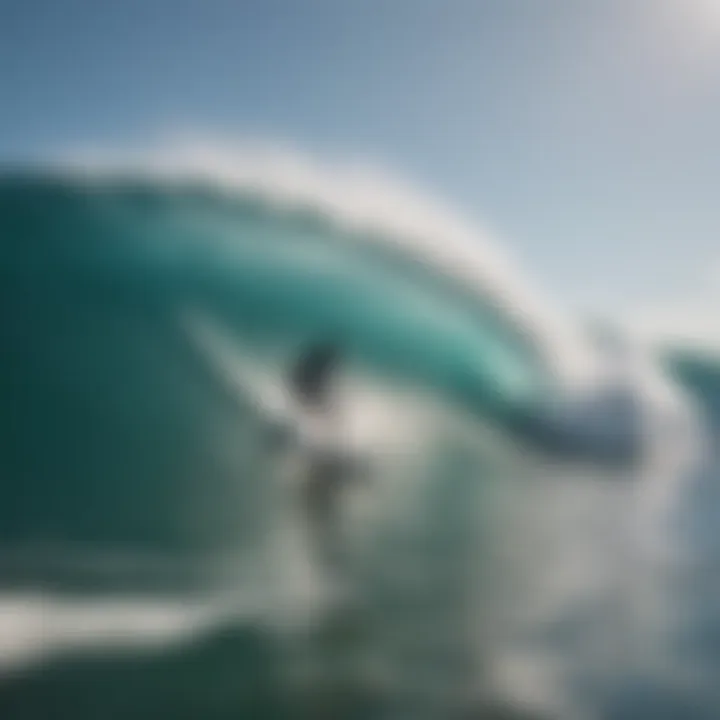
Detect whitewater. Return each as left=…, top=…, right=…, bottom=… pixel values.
left=0, top=138, right=717, bottom=720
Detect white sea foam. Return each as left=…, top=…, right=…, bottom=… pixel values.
left=0, top=591, right=257, bottom=674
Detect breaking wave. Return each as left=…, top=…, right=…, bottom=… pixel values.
left=0, top=139, right=713, bottom=719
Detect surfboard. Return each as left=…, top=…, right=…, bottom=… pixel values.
left=180, top=312, right=302, bottom=442
left=180, top=311, right=371, bottom=476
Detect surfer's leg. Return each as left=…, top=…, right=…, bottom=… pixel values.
left=303, top=467, right=339, bottom=566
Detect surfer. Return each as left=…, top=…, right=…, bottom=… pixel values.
left=288, top=341, right=362, bottom=574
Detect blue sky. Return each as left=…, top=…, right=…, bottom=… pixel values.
left=2, top=0, right=720, bottom=315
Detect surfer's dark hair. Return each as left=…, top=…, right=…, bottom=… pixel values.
left=290, top=341, right=341, bottom=407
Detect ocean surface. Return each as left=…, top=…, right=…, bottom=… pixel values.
left=1, top=147, right=719, bottom=719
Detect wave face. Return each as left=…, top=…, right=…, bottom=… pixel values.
left=0, top=150, right=713, bottom=719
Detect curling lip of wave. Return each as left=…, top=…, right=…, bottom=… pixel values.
left=52, top=136, right=599, bottom=386
left=8, top=137, right=693, bottom=464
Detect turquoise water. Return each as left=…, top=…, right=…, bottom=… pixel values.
left=0, top=171, right=718, bottom=719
